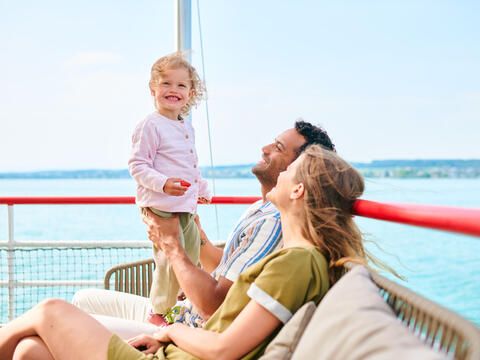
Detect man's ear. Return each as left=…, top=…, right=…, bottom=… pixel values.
left=290, top=183, right=305, bottom=200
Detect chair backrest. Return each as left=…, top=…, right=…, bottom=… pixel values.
left=104, top=258, right=155, bottom=298
left=104, top=255, right=480, bottom=359
left=369, top=270, right=480, bottom=360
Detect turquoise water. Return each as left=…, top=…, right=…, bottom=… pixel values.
left=0, top=178, right=479, bottom=326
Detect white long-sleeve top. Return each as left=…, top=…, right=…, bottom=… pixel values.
left=128, top=112, right=211, bottom=214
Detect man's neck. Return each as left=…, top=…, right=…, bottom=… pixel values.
left=260, top=184, right=273, bottom=203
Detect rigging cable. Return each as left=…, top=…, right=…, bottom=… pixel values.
left=196, top=0, right=220, bottom=240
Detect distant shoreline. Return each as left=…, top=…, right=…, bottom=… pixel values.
left=1, top=160, right=480, bottom=179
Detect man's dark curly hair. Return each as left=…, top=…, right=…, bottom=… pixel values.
left=295, top=120, right=336, bottom=156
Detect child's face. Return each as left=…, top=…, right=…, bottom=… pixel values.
left=150, top=66, right=192, bottom=119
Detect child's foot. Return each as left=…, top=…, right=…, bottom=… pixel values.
left=147, top=312, right=168, bottom=327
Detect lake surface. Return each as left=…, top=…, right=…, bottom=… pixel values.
left=0, top=178, right=479, bottom=325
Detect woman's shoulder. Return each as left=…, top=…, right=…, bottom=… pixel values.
left=262, top=246, right=328, bottom=272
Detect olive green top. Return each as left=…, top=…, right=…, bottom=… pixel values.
left=164, top=246, right=329, bottom=360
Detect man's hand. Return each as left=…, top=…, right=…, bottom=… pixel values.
left=127, top=334, right=162, bottom=354
left=197, top=197, right=211, bottom=204
left=142, top=208, right=181, bottom=254
left=163, top=178, right=190, bottom=196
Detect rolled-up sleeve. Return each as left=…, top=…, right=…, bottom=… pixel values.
left=246, top=253, right=312, bottom=324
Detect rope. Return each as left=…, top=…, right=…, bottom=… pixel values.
left=196, top=0, right=220, bottom=240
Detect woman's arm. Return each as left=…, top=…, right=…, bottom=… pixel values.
left=159, top=300, right=281, bottom=360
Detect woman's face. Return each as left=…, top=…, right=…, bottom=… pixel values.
left=266, top=154, right=304, bottom=207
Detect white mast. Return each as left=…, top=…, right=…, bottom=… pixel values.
left=175, top=0, right=220, bottom=238
left=175, top=0, right=191, bottom=61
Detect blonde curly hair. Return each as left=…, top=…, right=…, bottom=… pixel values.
left=149, top=52, right=205, bottom=116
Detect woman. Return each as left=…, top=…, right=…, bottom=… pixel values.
left=0, top=145, right=370, bottom=360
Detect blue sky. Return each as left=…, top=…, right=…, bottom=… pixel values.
left=1, top=0, right=479, bottom=171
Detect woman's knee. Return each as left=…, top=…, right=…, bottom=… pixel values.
left=37, top=298, right=76, bottom=320
left=13, top=336, right=53, bottom=360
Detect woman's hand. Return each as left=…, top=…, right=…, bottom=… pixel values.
left=127, top=334, right=162, bottom=354
left=163, top=178, right=190, bottom=196
left=153, top=326, right=173, bottom=343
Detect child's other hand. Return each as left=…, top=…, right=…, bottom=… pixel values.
left=197, top=197, right=211, bottom=204
left=163, top=178, right=190, bottom=196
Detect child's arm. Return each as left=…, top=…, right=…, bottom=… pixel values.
left=128, top=120, right=169, bottom=193
left=128, top=120, right=188, bottom=196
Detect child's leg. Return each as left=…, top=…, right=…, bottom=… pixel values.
left=0, top=299, right=112, bottom=360
left=180, top=213, right=201, bottom=267
left=148, top=208, right=184, bottom=314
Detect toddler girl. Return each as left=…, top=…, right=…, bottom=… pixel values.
left=128, top=53, right=211, bottom=324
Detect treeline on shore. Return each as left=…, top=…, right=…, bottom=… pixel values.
left=1, top=160, right=480, bottom=179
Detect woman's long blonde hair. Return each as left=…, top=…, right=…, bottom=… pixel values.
left=296, top=145, right=392, bottom=284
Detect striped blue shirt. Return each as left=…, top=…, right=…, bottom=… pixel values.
left=171, top=200, right=283, bottom=327
left=212, top=200, right=283, bottom=281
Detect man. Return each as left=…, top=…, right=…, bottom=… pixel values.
left=72, top=120, right=335, bottom=335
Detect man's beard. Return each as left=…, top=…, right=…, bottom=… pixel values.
left=252, top=164, right=277, bottom=189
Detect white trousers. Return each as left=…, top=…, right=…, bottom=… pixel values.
left=72, top=288, right=159, bottom=339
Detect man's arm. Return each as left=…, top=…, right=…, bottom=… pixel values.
left=167, top=248, right=233, bottom=319
left=194, top=215, right=223, bottom=273
left=143, top=209, right=232, bottom=319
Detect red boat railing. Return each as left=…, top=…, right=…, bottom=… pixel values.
left=1, top=196, right=479, bottom=237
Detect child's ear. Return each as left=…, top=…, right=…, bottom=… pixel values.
left=290, top=183, right=305, bottom=200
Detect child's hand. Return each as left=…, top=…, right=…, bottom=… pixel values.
left=163, top=178, right=190, bottom=196
left=197, top=197, right=211, bottom=204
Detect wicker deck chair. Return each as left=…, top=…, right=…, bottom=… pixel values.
left=368, top=270, right=480, bottom=360
left=104, top=258, right=155, bottom=297
left=104, top=259, right=480, bottom=359
left=104, top=243, right=225, bottom=297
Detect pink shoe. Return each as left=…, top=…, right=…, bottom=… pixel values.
left=147, top=312, right=168, bottom=327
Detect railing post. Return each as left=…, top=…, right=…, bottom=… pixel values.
left=7, top=205, right=15, bottom=321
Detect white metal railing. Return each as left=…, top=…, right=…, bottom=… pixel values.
left=1, top=203, right=151, bottom=322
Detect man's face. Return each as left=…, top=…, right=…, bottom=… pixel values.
left=252, top=128, right=306, bottom=189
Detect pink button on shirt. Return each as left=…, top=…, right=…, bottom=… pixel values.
left=128, top=112, right=211, bottom=214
